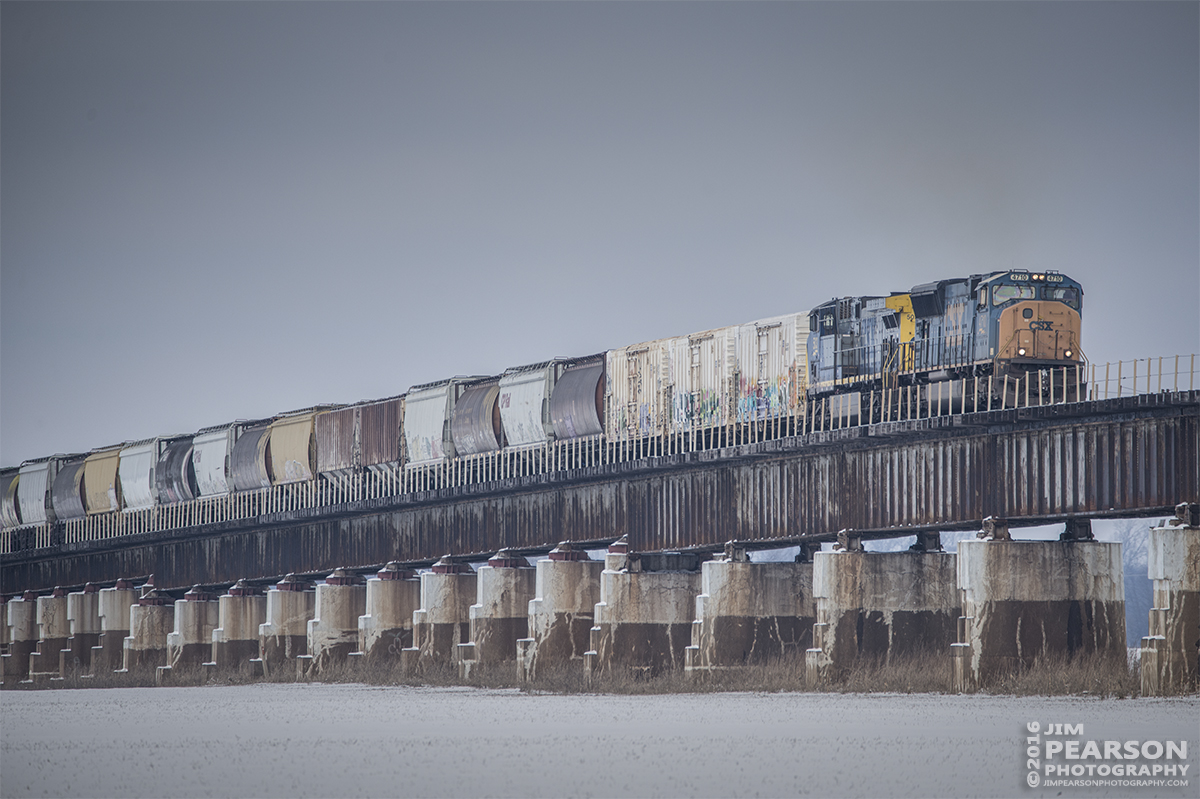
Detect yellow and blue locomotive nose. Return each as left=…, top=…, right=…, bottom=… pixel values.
left=998, top=301, right=1081, bottom=362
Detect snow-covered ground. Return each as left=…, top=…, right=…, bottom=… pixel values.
left=2, top=683, right=1195, bottom=798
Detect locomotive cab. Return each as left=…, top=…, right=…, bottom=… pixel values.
left=981, top=270, right=1083, bottom=368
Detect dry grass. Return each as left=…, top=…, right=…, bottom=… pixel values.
left=983, top=651, right=1141, bottom=699
left=1, top=666, right=159, bottom=690
left=807, top=649, right=954, bottom=694
left=3, top=648, right=1169, bottom=699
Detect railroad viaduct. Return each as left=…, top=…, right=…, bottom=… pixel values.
left=2, top=390, right=1198, bottom=693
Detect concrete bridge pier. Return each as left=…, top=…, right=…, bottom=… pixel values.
left=158, top=586, right=220, bottom=683
left=806, top=534, right=959, bottom=685
left=89, top=579, right=138, bottom=676
left=515, top=542, right=602, bottom=682
left=300, top=568, right=366, bottom=676
left=351, top=562, right=420, bottom=668
left=1140, top=503, right=1199, bottom=696
left=28, top=587, right=70, bottom=681
left=62, top=584, right=101, bottom=679
left=207, top=581, right=266, bottom=676
left=584, top=538, right=702, bottom=680
left=2, top=591, right=37, bottom=684
left=402, top=556, right=477, bottom=674
left=685, top=543, right=815, bottom=676
left=255, top=574, right=316, bottom=677
left=952, top=520, right=1125, bottom=692
left=458, top=550, right=536, bottom=679
left=121, top=581, right=175, bottom=675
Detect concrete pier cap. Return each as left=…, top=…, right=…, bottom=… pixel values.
left=459, top=549, right=536, bottom=678
left=305, top=568, right=367, bottom=674
left=257, top=573, right=316, bottom=677
left=122, top=580, right=175, bottom=674
left=586, top=537, right=703, bottom=678
left=686, top=541, right=815, bottom=674
left=405, top=555, right=478, bottom=673
left=355, top=561, right=420, bottom=665
left=209, top=580, right=266, bottom=674
left=517, top=541, right=603, bottom=681
left=806, top=539, right=959, bottom=685
left=1140, top=502, right=1199, bottom=696
left=952, top=528, right=1124, bottom=692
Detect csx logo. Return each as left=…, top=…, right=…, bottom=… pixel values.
left=1030, top=320, right=1053, bottom=331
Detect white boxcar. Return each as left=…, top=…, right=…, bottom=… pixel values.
left=16, top=459, right=57, bottom=526
left=192, top=423, right=260, bottom=497
left=119, top=439, right=164, bottom=511
left=664, top=326, right=738, bottom=433
left=404, top=383, right=453, bottom=466
left=734, top=312, right=810, bottom=422
left=404, top=378, right=487, bottom=466
left=498, top=363, right=555, bottom=448
left=193, top=426, right=233, bottom=496
left=606, top=338, right=671, bottom=438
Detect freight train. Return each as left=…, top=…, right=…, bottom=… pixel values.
left=0, top=270, right=1084, bottom=530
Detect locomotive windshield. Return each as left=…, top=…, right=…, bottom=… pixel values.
left=991, top=284, right=1034, bottom=305
left=1043, top=286, right=1079, bottom=309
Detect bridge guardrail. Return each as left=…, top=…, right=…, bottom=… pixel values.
left=1, top=353, right=1195, bottom=556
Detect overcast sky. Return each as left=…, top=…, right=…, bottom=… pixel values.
left=2, top=2, right=1197, bottom=468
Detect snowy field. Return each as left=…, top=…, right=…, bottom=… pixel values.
left=1, top=684, right=1195, bottom=798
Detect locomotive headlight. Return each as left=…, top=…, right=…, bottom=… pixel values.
left=1065, top=349, right=1073, bottom=359
left=1018, top=347, right=1027, bottom=356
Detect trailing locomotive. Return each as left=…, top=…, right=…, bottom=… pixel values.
left=806, top=270, right=1084, bottom=405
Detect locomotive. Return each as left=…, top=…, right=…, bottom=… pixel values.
left=806, top=269, right=1084, bottom=407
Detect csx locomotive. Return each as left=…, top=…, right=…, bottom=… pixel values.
left=807, top=269, right=1084, bottom=402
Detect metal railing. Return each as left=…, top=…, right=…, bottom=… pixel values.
left=820, top=336, right=989, bottom=390
left=2, top=353, right=1195, bottom=555
left=1090, top=354, right=1196, bottom=399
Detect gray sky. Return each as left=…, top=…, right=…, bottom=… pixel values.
left=3, top=2, right=1197, bottom=468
